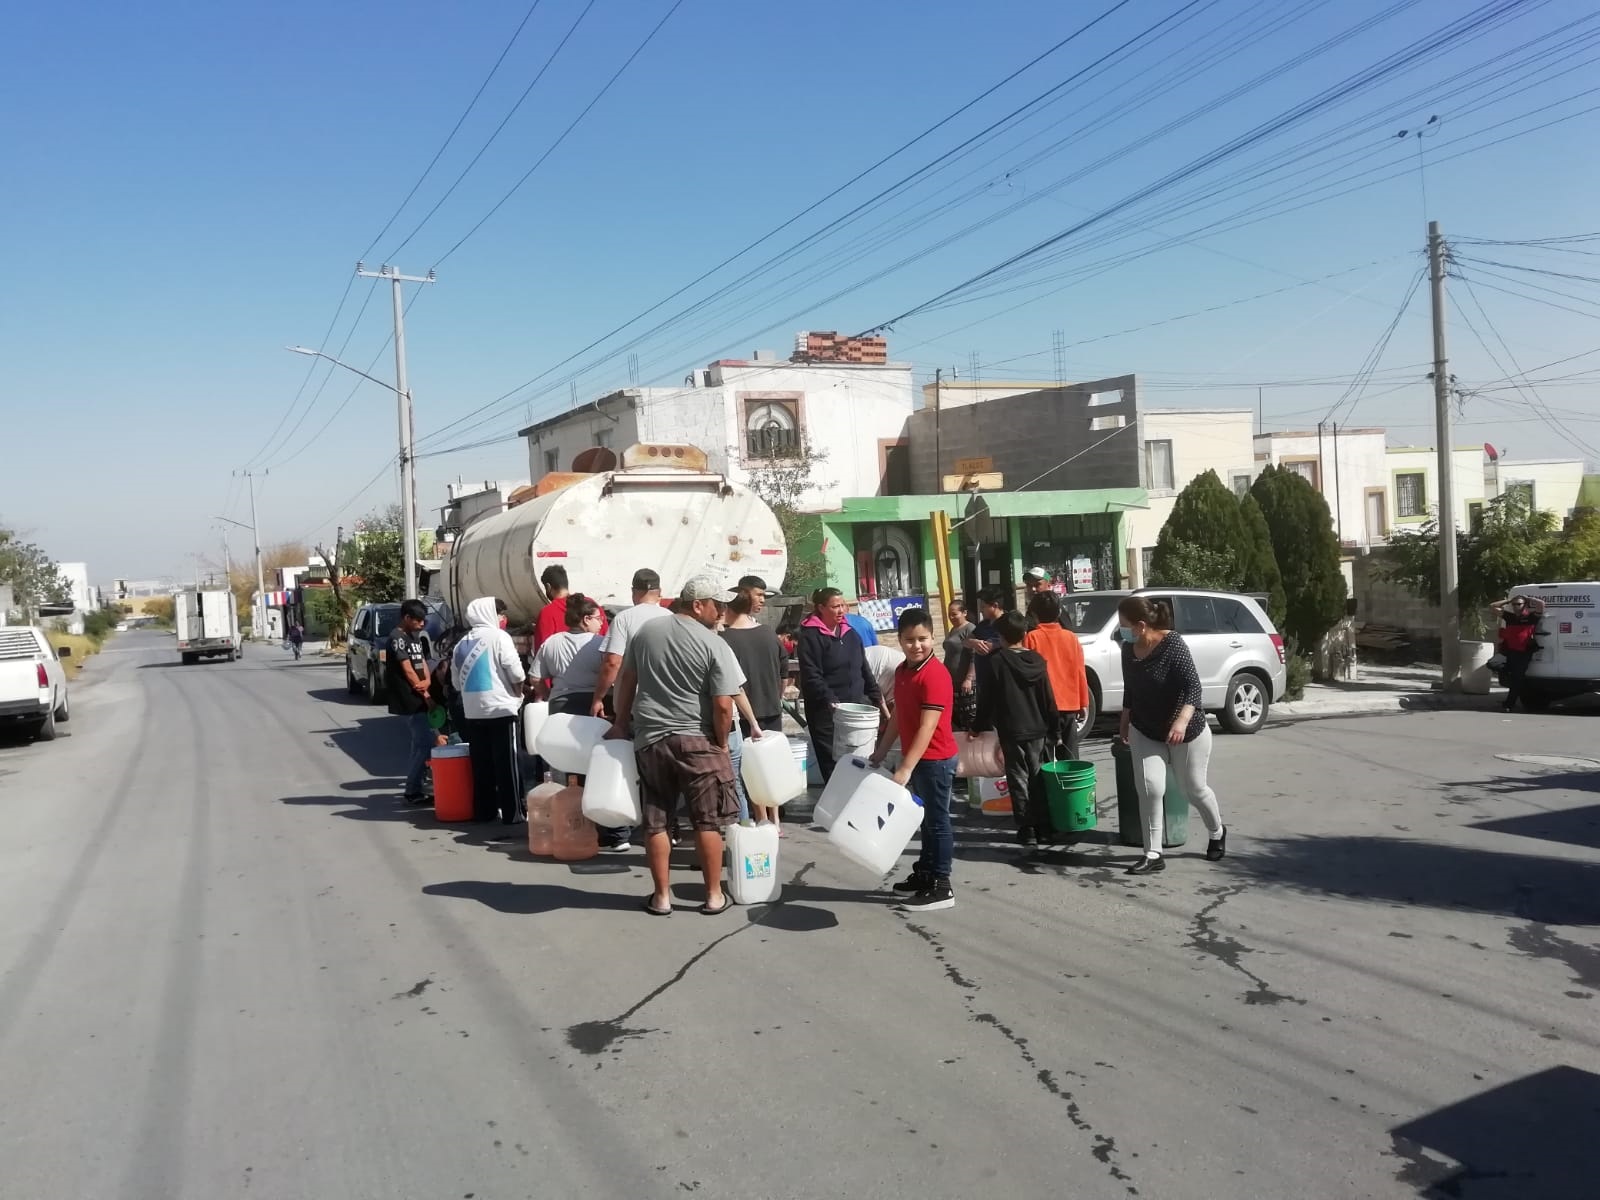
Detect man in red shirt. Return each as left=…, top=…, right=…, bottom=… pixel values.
left=533, top=565, right=608, bottom=650
left=870, top=606, right=959, bottom=912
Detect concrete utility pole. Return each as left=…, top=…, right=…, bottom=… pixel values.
left=1428, top=219, right=1460, bottom=687
left=356, top=263, right=435, bottom=601
left=240, top=470, right=268, bottom=638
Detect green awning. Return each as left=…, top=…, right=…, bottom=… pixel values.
left=964, top=487, right=1148, bottom=518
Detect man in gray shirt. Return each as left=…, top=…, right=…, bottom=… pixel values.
left=609, top=576, right=741, bottom=916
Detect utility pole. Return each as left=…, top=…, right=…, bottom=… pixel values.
left=1428, top=219, right=1460, bottom=687
left=934, top=368, right=943, bottom=489
left=240, top=469, right=268, bottom=638
left=357, top=262, right=436, bottom=600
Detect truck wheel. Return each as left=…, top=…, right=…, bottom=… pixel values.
left=1219, top=672, right=1269, bottom=734
left=182, top=653, right=197, bottom=666
left=32, top=706, right=58, bottom=742
left=54, top=694, right=69, bottom=723
left=346, top=663, right=362, bottom=695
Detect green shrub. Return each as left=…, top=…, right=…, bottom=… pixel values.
left=1284, top=639, right=1311, bottom=701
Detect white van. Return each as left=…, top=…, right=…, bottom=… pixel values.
left=1507, top=582, right=1600, bottom=709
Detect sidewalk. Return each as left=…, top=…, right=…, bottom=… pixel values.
left=1269, top=662, right=1506, bottom=723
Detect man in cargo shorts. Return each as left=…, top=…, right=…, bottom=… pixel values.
left=607, top=576, right=742, bottom=917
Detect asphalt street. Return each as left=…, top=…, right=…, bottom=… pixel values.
left=1, top=629, right=1597, bottom=1199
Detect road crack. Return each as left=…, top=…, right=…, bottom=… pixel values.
left=1189, top=884, right=1305, bottom=1007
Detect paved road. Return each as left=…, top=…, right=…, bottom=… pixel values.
left=1, top=631, right=1597, bottom=1199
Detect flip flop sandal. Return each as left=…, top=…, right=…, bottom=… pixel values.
left=699, top=895, right=733, bottom=916
left=642, top=897, right=673, bottom=917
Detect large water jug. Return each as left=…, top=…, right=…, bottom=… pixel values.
left=536, top=712, right=611, bottom=776
left=526, top=779, right=562, bottom=856
left=521, top=701, right=549, bottom=750
left=582, top=740, right=641, bottom=827
left=551, top=785, right=598, bottom=861
left=740, top=731, right=806, bottom=809
left=726, top=822, right=781, bottom=905
left=956, top=731, right=1005, bottom=779
left=828, top=774, right=924, bottom=877
left=814, top=755, right=875, bottom=831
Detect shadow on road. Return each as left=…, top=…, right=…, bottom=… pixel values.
left=307, top=686, right=372, bottom=708
left=1472, top=803, right=1600, bottom=852
left=1225, top=835, right=1600, bottom=926
left=1387, top=1065, right=1600, bottom=1198
left=309, top=718, right=402, bottom=778
left=421, top=879, right=646, bottom=915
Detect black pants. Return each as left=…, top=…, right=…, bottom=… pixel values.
left=1503, top=649, right=1535, bottom=710
left=805, top=700, right=839, bottom=782
left=1057, top=712, right=1083, bottom=763
left=1001, top=736, right=1049, bottom=834
left=464, top=715, right=520, bottom=823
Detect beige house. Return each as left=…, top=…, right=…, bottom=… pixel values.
left=1127, top=408, right=1256, bottom=585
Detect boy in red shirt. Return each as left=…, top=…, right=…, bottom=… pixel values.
left=870, top=607, right=960, bottom=911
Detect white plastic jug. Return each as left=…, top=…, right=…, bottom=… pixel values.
left=828, top=774, right=924, bottom=877
left=726, top=822, right=781, bottom=905
left=521, top=701, right=549, bottom=750
left=536, top=712, right=611, bottom=776
left=814, top=755, right=875, bottom=831
left=832, top=702, right=880, bottom=761
left=582, top=740, right=641, bottom=827
left=956, top=731, right=1005, bottom=778
left=740, top=731, right=806, bottom=809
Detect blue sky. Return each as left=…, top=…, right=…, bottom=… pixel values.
left=3, top=0, right=1598, bottom=582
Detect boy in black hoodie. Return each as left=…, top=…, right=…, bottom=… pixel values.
left=973, top=611, right=1059, bottom=848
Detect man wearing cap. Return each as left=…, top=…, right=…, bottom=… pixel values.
left=1022, top=567, right=1053, bottom=631
left=608, top=576, right=743, bottom=917
left=588, top=567, right=669, bottom=851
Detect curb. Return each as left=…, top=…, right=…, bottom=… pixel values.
left=1268, top=691, right=1504, bottom=724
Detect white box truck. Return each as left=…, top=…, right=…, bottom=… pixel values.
left=175, top=589, right=242, bottom=664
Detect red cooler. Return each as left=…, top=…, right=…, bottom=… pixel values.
left=431, top=744, right=474, bottom=822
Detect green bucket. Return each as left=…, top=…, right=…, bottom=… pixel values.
left=1042, top=760, right=1097, bottom=832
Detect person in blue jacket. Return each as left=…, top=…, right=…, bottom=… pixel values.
left=796, top=588, right=882, bottom=781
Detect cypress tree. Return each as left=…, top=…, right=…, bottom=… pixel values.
left=1250, top=464, right=1347, bottom=647
left=1238, top=492, right=1287, bottom=629
left=1149, top=470, right=1247, bottom=590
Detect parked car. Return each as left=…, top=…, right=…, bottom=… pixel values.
left=1059, top=588, right=1287, bottom=734
left=0, top=625, right=70, bottom=742
left=346, top=603, right=403, bottom=702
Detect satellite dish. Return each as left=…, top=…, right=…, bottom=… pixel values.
left=1483, top=443, right=1499, bottom=461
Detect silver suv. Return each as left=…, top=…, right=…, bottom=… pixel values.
left=1059, top=589, right=1287, bottom=735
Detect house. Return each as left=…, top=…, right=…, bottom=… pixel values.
left=1253, top=427, right=1390, bottom=547
left=437, top=479, right=531, bottom=539
left=1128, top=408, right=1256, bottom=584
left=517, top=335, right=915, bottom=512
left=1482, top=454, right=1586, bottom=525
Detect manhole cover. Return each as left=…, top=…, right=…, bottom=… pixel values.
left=1494, top=753, right=1600, bottom=770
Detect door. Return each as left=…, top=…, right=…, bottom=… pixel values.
left=1171, top=595, right=1230, bottom=707
left=352, top=609, right=373, bottom=674
left=1364, top=490, right=1387, bottom=544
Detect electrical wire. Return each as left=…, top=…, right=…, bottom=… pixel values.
left=1322, top=266, right=1427, bottom=426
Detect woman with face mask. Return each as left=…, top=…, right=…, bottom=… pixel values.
left=1116, top=596, right=1226, bottom=874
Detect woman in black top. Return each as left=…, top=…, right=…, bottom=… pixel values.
left=796, top=588, right=882, bottom=781
left=1116, top=596, right=1226, bottom=875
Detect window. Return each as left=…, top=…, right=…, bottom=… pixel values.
left=593, top=427, right=613, bottom=449
left=543, top=448, right=560, bottom=473
left=853, top=523, right=922, bottom=598
left=1467, top=501, right=1484, bottom=533
left=1145, top=440, right=1175, bottom=490
left=1283, top=458, right=1319, bottom=488
left=744, top=397, right=800, bottom=458
left=1175, top=596, right=1219, bottom=634
left=1396, top=471, right=1426, bottom=518
left=1213, top=598, right=1264, bottom=634
left=1088, top=388, right=1122, bottom=407
left=1140, top=546, right=1155, bottom=585
left=1505, top=481, right=1535, bottom=511
left=1091, top=413, right=1126, bottom=431
left=1230, top=473, right=1252, bottom=499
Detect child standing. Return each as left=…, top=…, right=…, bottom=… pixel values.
left=974, top=611, right=1059, bottom=848
left=870, top=608, right=960, bottom=912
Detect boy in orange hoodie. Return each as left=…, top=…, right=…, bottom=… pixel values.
left=1024, top=590, right=1090, bottom=761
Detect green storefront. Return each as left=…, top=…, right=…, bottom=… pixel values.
left=817, top=487, right=1146, bottom=630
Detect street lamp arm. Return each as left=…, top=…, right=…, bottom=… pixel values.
left=213, top=515, right=254, bottom=531
left=285, top=347, right=403, bottom=396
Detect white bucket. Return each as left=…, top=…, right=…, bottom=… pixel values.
left=726, top=822, right=781, bottom=905
left=536, top=712, right=611, bottom=776
left=741, top=732, right=806, bottom=808
left=521, top=701, right=549, bottom=750
left=814, top=755, right=875, bottom=831
left=832, top=702, right=880, bottom=761
left=828, top=774, right=924, bottom=876
left=956, top=731, right=1005, bottom=778
left=582, top=740, right=641, bottom=827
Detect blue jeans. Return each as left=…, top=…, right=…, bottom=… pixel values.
left=910, top=756, right=957, bottom=879
left=728, top=725, right=750, bottom=822
left=404, top=711, right=433, bottom=796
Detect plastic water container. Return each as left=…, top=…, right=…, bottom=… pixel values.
left=536, top=712, right=611, bottom=776
left=832, top=702, right=880, bottom=761
left=828, top=775, right=924, bottom=876
left=814, top=755, right=876, bottom=831
left=741, top=732, right=806, bottom=809
left=521, top=701, right=549, bottom=750
left=804, top=738, right=825, bottom=788
left=430, top=744, right=474, bottom=822
left=956, top=731, right=1005, bottom=778
left=526, top=780, right=562, bottom=856
left=726, top=822, right=781, bottom=905
left=551, top=785, right=598, bottom=861
left=582, top=740, right=642, bottom=827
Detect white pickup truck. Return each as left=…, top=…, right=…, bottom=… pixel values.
left=0, top=625, right=70, bottom=741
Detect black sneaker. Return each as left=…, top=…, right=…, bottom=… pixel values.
left=900, top=878, right=954, bottom=911
left=1018, top=828, right=1038, bottom=849
left=1126, top=854, right=1166, bottom=876
left=892, top=870, right=933, bottom=894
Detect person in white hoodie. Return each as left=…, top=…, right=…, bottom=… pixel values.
left=452, top=596, right=529, bottom=826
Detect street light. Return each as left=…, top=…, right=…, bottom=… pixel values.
left=286, top=346, right=419, bottom=603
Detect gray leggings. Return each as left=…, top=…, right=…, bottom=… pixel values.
left=1129, top=726, right=1223, bottom=853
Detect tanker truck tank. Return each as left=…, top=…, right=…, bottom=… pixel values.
left=444, top=443, right=789, bottom=626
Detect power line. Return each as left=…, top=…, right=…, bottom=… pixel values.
left=1323, top=265, right=1428, bottom=426
left=240, top=273, right=355, bottom=470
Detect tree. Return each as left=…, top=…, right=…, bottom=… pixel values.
left=744, top=437, right=833, bottom=598
left=346, top=507, right=406, bottom=604
left=1149, top=470, right=1247, bottom=589
left=1250, top=465, right=1347, bottom=649
left=0, top=524, right=71, bottom=618
left=314, top=531, right=353, bottom=644
left=1238, top=493, right=1287, bottom=629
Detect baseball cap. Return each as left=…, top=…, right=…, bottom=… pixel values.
left=631, top=568, right=661, bottom=592
left=679, top=575, right=736, bottom=603
left=1023, top=566, right=1050, bottom=582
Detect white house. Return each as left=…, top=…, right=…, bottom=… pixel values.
left=1483, top=455, right=1586, bottom=524
left=519, top=349, right=916, bottom=512
left=1128, top=408, right=1257, bottom=584
left=1253, top=427, right=1390, bottom=547
left=438, top=478, right=531, bottom=537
